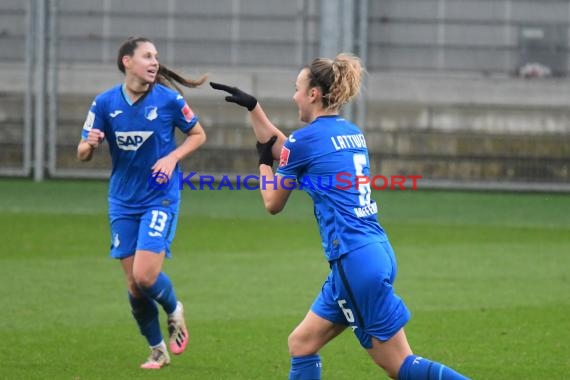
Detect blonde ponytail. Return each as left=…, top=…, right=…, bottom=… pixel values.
left=306, top=53, right=364, bottom=111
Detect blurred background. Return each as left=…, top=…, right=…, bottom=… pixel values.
left=1, top=0, right=569, bottom=191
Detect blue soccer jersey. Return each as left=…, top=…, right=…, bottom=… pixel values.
left=81, top=84, right=199, bottom=211
left=276, top=115, right=387, bottom=261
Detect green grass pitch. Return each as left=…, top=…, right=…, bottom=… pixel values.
left=0, top=178, right=568, bottom=379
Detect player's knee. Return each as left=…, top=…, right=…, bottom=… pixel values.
left=288, top=330, right=318, bottom=357
left=132, top=270, right=157, bottom=289
left=287, top=331, right=303, bottom=356
left=126, top=279, right=141, bottom=296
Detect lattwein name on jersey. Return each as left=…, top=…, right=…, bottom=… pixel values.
left=330, top=133, right=367, bottom=151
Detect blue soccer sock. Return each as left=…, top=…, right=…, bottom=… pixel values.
left=140, top=272, right=178, bottom=314
left=398, top=355, right=470, bottom=380
left=289, top=354, right=322, bottom=380
left=128, top=293, right=162, bottom=347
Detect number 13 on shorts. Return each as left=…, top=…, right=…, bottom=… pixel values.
left=148, top=209, right=168, bottom=237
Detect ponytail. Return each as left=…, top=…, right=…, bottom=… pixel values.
left=156, top=64, right=207, bottom=94
left=306, top=53, right=364, bottom=111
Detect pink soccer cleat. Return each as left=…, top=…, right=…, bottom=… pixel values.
left=167, top=301, right=189, bottom=355
left=140, top=344, right=170, bottom=369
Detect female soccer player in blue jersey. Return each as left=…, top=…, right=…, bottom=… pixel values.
left=77, top=37, right=206, bottom=369
left=211, top=54, right=469, bottom=379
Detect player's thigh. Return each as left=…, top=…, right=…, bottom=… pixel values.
left=366, top=328, right=412, bottom=378
left=132, top=249, right=165, bottom=287
left=289, top=310, right=346, bottom=356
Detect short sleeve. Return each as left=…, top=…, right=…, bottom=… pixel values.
left=275, top=132, right=311, bottom=180
left=173, top=94, right=199, bottom=134
left=81, top=98, right=106, bottom=140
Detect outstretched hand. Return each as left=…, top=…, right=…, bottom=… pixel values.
left=256, top=136, right=278, bottom=167
left=210, top=82, right=258, bottom=111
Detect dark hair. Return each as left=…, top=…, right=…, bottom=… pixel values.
left=306, top=53, right=363, bottom=111
left=116, top=36, right=207, bottom=93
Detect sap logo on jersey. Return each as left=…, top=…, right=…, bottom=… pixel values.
left=116, top=131, right=153, bottom=151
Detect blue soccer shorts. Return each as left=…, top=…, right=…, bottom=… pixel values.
left=108, top=207, right=178, bottom=259
left=311, top=240, right=411, bottom=349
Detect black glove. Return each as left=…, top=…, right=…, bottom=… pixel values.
left=256, top=136, right=278, bottom=167
left=210, top=82, right=258, bottom=111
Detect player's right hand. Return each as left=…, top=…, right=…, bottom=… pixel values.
left=210, top=82, right=258, bottom=111
left=86, top=129, right=105, bottom=148
left=256, top=135, right=278, bottom=167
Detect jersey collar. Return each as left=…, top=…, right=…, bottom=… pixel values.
left=121, top=83, right=153, bottom=106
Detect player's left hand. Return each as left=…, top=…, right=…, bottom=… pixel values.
left=210, top=82, right=258, bottom=111
left=151, top=154, right=178, bottom=183
left=257, top=136, right=278, bottom=167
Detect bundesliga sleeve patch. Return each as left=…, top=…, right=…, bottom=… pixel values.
left=181, top=103, right=194, bottom=122
left=83, top=110, right=95, bottom=131
left=279, top=146, right=290, bottom=167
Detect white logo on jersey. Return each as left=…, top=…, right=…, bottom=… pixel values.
left=288, top=134, right=296, bottom=143
left=115, top=131, right=154, bottom=151
left=109, top=110, right=123, bottom=118
left=145, top=106, right=158, bottom=121
left=82, top=111, right=95, bottom=131
left=176, top=94, right=184, bottom=100
left=113, top=233, right=120, bottom=248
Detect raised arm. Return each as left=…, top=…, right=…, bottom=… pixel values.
left=210, top=81, right=295, bottom=214
left=210, top=82, right=286, bottom=160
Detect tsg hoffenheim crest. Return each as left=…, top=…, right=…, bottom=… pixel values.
left=145, top=106, right=158, bottom=121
